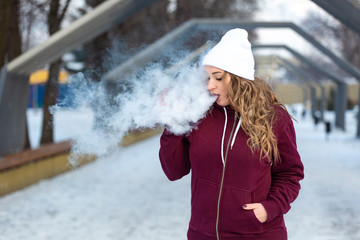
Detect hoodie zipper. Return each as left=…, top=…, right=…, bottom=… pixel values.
left=215, top=110, right=238, bottom=240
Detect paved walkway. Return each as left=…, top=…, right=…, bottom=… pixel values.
left=0, top=110, right=359, bottom=240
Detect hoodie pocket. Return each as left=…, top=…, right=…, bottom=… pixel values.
left=220, top=185, right=263, bottom=235
left=189, top=179, right=218, bottom=235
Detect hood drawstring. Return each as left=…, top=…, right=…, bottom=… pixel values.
left=231, top=117, right=241, bottom=150
left=221, top=107, right=228, bottom=165
left=221, top=107, right=242, bottom=165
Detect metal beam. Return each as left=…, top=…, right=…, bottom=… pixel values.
left=257, top=56, right=309, bottom=109
left=256, top=55, right=323, bottom=120
left=252, top=44, right=345, bottom=84
left=105, top=19, right=360, bottom=83
left=195, top=19, right=360, bottom=81
left=165, top=43, right=212, bottom=73
left=105, top=20, right=198, bottom=80
left=252, top=44, right=347, bottom=130
left=6, top=0, right=160, bottom=75
left=276, top=57, right=325, bottom=121
left=311, top=0, right=360, bottom=35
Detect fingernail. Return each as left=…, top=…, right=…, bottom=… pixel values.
left=242, top=205, right=247, bottom=208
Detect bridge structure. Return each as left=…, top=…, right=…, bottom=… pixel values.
left=252, top=44, right=346, bottom=126
left=255, top=54, right=325, bottom=122
left=104, top=19, right=358, bottom=130
left=1, top=0, right=359, bottom=156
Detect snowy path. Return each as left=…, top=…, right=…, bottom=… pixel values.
left=0, top=135, right=191, bottom=240
left=286, top=111, right=360, bottom=240
left=1, top=109, right=360, bottom=240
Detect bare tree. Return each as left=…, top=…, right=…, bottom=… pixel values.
left=19, top=0, right=48, bottom=51
left=302, top=12, right=360, bottom=109
left=302, top=12, right=360, bottom=72
left=82, top=0, right=112, bottom=82
left=0, top=0, right=32, bottom=149
left=40, top=0, right=71, bottom=144
left=0, top=0, right=22, bottom=68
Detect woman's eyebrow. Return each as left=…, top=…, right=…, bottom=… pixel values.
left=212, top=71, right=223, bottom=75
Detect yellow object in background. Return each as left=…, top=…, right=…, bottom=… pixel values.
left=29, top=69, right=68, bottom=85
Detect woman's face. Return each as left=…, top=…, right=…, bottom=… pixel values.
left=205, top=65, right=231, bottom=106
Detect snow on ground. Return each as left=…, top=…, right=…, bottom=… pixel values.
left=26, top=107, right=95, bottom=149
left=1, top=106, right=360, bottom=240
left=285, top=108, right=360, bottom=240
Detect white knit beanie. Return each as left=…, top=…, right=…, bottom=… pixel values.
left=202, top=28, right=255, bottom=80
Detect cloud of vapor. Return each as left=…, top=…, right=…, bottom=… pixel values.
left=110, top=65, right=216, bottom=134
left=60, top=64, right=216, bottom=166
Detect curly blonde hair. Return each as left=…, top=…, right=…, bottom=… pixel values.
left=226, top=72, right=290, bottom=163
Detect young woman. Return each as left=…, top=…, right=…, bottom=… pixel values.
left=159, top=28, right=304, bottom=240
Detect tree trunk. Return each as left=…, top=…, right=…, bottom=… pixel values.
left=40, top=0, right=71, bottom=145
left=0, top=0, right=30, bottom=149
left=40, top=59, right=62, bottom=144
left=0, top=0, right=10, bottom=68
left=0, top=0, right=22, bottom=68
left=8, top=0, right=22, bottom=61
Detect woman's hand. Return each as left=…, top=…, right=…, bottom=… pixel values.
left=242, top=203, right=268, bottom=223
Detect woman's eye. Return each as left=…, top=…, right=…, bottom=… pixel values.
left=216, top=77, right=222, bottom=81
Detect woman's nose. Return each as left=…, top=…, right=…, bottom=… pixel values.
left=207, top=79, right=215, bottom=91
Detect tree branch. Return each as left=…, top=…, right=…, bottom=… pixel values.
left=59, top=0, right=71, bottom=22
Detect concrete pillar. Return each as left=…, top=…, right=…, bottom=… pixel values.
left=0, top=66, right=30, bottom=155
left=320, top=85, right=326, bottom=121
left=310, top=86, right=317, bottom=118
left=302, top=86, right=308, bottom=110
left=334, top=82, right=347, bottom=130
left=357, top=84, right=360, bottom=138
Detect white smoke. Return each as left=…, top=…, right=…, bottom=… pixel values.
left=61, top=64, right=216, bottom=166
left=110, top=65, right=215, bottom=134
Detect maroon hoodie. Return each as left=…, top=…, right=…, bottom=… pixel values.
left=159, top=103, right=304, bottom=240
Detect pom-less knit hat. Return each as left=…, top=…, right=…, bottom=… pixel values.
left=202, top=28, right=255, bottom=80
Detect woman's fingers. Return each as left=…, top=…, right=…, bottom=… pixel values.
left=242, top=203, right=259, bottom=210
left=242, top=203, right=268, bottom=223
